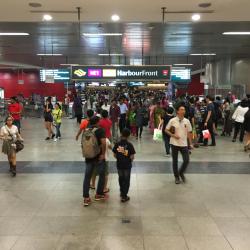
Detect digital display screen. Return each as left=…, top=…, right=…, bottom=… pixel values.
left=40, top=69, right=70, bottom=82
left=171, top=68, right=191, bottom=82
left=72, top=65, right=171, bottom=81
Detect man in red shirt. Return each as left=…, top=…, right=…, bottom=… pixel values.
left=109, top=99, right=120, bottom=143
left=99, top=110, right=112, bottom=139
left=8, top=96, right=22, bottom=133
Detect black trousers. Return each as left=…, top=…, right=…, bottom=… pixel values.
left=163, top=134, right=171, bottom=154
left=171, top=145, right=190, bottom=178
left=119, top=114, right=127, bottom=133
left=233, top=121, right=245, bottom=142
left=136, top=126, right=143, bottom=137
left=76, top=114, right=82, bottom=124
left=118, top=168, right=131, bottom=198
left=204, top=121, right=216, bottom=146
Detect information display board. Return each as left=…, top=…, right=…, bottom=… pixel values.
left=40, top=69, right=70, bottom=82
left=171, top=67, right=191, bottom=82
left=71, top=65, right=171, bottom=81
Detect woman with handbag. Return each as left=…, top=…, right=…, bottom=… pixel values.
left=0, top=116, right=24, bottom=177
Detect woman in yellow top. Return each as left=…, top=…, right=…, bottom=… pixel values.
left=52, top=103, right=63, bottom=142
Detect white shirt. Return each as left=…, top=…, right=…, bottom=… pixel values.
left=105, top=138, right=111, bottom=161
left=0, top=125, right=19, bottom=140
left=166, top=117, right=192, bottom=147
left=101, top=104, right=111, bottom=114
left=232, top=106, right=249, bottom=123
left=119, top=103, right=128, bottom=114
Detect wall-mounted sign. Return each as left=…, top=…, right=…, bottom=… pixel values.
left=171, top=67, right=191, bottom=82
left=40, top=69, right=70, bottom=82
left=71, top=65, right=171, bottom=81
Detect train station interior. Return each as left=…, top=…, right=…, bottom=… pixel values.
left=0, top=1, right=250, bottom=249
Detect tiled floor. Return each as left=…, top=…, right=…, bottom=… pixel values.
left=0, top=118, right=249, bottom=250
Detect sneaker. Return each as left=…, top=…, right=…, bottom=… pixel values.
left=175, top=178, right=181, bottom=184
left=180, top=173, right=186, bottom=183
left=45, top=137, right=50, bottom=140
left=165, top=153, right=171, bottom=157
left=121, top=196, right=130, bottom=203
left=83, top=197, right=92, bottom=207
left=95, top=194, right=108, bottom=201
left=54, top=138, right=57, bottom=142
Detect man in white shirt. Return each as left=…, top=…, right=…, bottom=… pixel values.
left=118, top=98, right=128, bottom=133
left=166, top=105, right=193, bottom=184
left=101, top=99, right=111, bottom=114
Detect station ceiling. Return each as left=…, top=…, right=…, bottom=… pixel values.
left=0, top=0, right=250, bottom=22
left=1, top=21, right=250, bottom=70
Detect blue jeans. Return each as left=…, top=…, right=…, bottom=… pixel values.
left=55, top=123, right=61, bottom=138
left=83, top=160, right=106, bottom=198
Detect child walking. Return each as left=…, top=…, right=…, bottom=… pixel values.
left=113, top=128, right=136, bottom=202
left=52, top=103, right=63, bottom=142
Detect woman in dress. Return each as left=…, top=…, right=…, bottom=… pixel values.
left=44, top=97, right=55, bottom=140
left=0, top=116, right=23, bottom=176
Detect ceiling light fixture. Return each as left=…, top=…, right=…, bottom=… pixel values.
left=0, top=33, right=29, bottom=36
left=60, top=64, right=79, bottom=66
left=111, top=14, right=120, bottom=22
left=190, top=53, right=216, bottom=56
left=83, top=33, right=123, bottom=37
left=43, top=14, right=53, bottom=21
left=37, top=53, right=62, bottom=56
left=223, top=32, right=250, bottom=35
left=98, top=53, right=124, bottom=56
left=192, top=14, right=201, bottom=21
left=174, top=64, right=193, bottom=66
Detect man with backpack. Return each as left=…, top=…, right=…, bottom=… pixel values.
left=81, top=116, right=107, bottom=207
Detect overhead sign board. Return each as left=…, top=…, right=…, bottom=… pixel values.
left=71, top=65, right=171, bottom=81
left=40, top=69, right=70, bottom=82
left=171, top=67, right=191, bottom=82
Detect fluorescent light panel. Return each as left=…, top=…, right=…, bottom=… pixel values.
left=83, top=33, right=123, bottom=36
left=190, top=53, right=216, bottom=56
left=0, top=33, right=29, bottom=36
left=60, top=64, right=79, bottom=66
left=223, top=32, right=250, bottom=35
left=37, top=53, right=63, bottom=56
left=98, top=53, right=124, bottom=56
left=174, top=64, right=193, bottom=66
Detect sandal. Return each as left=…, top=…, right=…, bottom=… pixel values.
left=104, top=188, right=110, bottom=193
left=90, top=186, right=96, bottom=190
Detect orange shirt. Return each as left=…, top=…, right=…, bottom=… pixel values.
left=80, top=119, right=89, bottom=130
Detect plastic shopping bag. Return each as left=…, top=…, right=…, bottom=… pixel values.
left=153, top=128, right=163, bottom=141
left=202, top=129, right=211, bottom=139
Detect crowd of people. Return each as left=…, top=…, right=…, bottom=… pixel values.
left=0, top=91, right=250, bottom=207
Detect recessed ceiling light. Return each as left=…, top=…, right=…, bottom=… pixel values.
left=60, top=64, right=79, bottom=66
left=37, top=53, right=62, bottom=56
left=190, top=53, right=216, bottom=56
left=223, top=32, right=250, bottom=35
left=192, top=14, right=201, bottom=21
left=43, top=14, right=53, bottom=21
left=98, top=53, right=124, bottom=56
left=0, top=33, right=29, bottom=36
left=111, top=14, right=120, bottom=22
left=29, top=2, right=42, bottom=8
left=83, top=33, right=123, bottom=37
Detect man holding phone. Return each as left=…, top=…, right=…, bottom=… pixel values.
left=166, top=105, right=193, bottom=184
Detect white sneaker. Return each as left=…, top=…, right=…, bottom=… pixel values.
left=54, top=138, right=57, bottom=142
